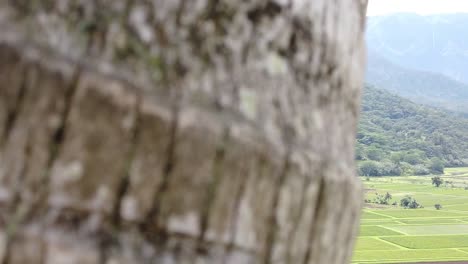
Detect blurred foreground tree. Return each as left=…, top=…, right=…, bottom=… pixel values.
left=0, top=0, right=367, bottom=263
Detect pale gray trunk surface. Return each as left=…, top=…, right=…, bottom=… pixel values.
left=0, top=1, right=367, bottom=263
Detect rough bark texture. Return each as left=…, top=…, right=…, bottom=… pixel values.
left=0, top=0, right=367, bottom=263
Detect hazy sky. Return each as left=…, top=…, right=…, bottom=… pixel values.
left=368, top=0, right=468, bottom=16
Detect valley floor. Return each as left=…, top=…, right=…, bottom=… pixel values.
left=353, top=167, right=468, bottom=263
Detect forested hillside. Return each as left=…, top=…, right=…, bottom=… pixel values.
left=357, top=86, right=468, bottom=176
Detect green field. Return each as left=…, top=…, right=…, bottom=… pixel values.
left=353, top=167, right=468, bottom=263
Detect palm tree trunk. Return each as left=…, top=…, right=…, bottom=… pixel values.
left=0, top=0, right=367, bottom=263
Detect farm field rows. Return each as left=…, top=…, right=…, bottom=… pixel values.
left=353, top=167, right=468, bottom=263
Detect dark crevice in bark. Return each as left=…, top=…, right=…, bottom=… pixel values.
left=1, top=237, right=11, bottom=264
left=174, top=0, right=187, bottom=27
left=98, top=231, right=117, bottom=264
left=9, top=135, right=33, bottom=215
left=286, top=175, right=311, bottom=264
left=262, top=152, right=291, bottom=264
left=222, top=160, right=251, bottom=263
left=141, top=95, right=181, bottom=243
left=24, top=67, right=82, bottom=222
left=196, top=127, right=230, bottom=255
left=49, top=70, right=80, bottom=176
left=1, top=139, right=33, bottom=264
left=1, top=62, right=28, bottom=147
left=205, top=0, right=220, bottom=19
left=1, top=65, right=37, bottom=264
left=287, top=16, right=314, bottom=94
left=342, top=189, right=361, bottom=264
left=122, top=0, right=134, bottom=24
left=38, top=235, right=46, bottom=264
left=48, top=68, right=81, bottom=168
left=227, top=154, right=270, bottom=263
left=302, top=176, right=326, bottom=264
left=84, top=1, right=111, bottom=56
left=331, top=179, right=349, bottom=264
left=98, top=241, right=108, bottom=264
left=246, top=1, right=283, bottom=23
left=7, top=62, right=38, bottom=213
left=158, top=230, right=257, bottom=256
left=3, top=67, right=84, bottom=264
left=112, top=92, right=142, bottom=228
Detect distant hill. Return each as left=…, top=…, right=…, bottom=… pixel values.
left=366, top=50, right=468, bottom=113
left=367, top=13, right=468, bottom=84
left=357, top=86, right=468, bottom=176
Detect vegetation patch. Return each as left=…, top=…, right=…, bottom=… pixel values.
left=359, top=226, right=404, bottom=236
left=398, top=218, right=462, bottom=225
left=382, top=235, right=468, bottom=249
left=361, top=219, right=404, bottom=226
left=354, top=237, right=401, bottom=251
left=445, top=204, right=468, bottom=211
left=353, top=249, right=468, bottom=263
left=377, top=209, right=465, bottom=218
left=387, top=224, right=468, bottom=235
left=361, top=211, right=391, bottom=219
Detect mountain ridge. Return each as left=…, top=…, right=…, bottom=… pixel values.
left=366, top=49, right=468, bottom=113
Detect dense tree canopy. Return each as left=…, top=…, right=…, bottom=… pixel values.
left=357, top=86, right=468, bottom=176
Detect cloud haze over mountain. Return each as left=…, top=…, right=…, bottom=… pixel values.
left=365, top=13, right=468, bottom=114
left=367, top=13, right=468, bottom=84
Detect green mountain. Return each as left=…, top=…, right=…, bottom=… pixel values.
left=366, top=49, right=468, bottom=114
left=357, top=86, right=468, bottom=176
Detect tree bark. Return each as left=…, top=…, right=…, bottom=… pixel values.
left=0, top=0, right=367, bottom=263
